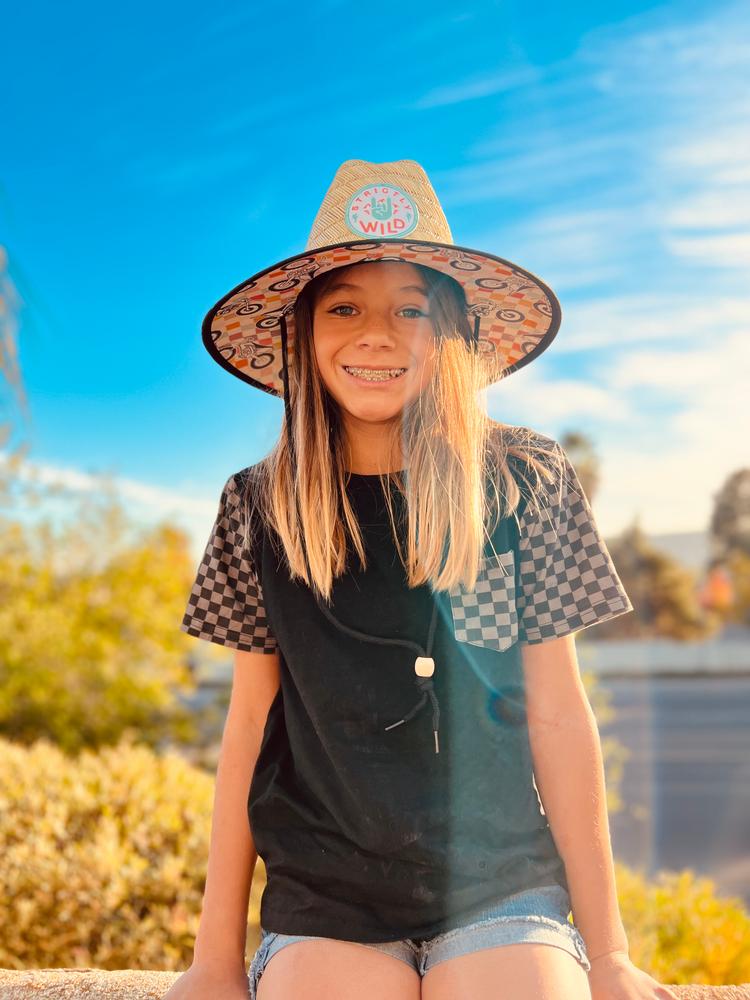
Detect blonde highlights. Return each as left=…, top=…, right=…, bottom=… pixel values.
left=239, top=260, right=559, bottom=603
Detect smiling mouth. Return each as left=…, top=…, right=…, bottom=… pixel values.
left=342, top=365, right=408, bottom=383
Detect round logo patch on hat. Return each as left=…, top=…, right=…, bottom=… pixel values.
left=345, top=183, right=418, bottom=239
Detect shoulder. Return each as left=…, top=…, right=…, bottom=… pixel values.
left=223, top=462, right=272, bottom=553
left=492, top=421, right=561, bottom=460
left=205, top=465, right=267, bottom=544
left=223, top=461, right=266, bottom=505
left=487, top=423, right=574, bottom=521
left=487, top=420, right=565, bottom=479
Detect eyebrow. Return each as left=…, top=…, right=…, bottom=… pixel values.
left=319, top=281, right=428, bottom=299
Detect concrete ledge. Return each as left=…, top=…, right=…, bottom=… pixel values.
left=0, top=969, right=749, bottom=998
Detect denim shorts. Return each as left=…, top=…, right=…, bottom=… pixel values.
left=247, top=883, right=590, bottom=998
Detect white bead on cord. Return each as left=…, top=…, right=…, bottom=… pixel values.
left=415, top=656, right=435, bottom=677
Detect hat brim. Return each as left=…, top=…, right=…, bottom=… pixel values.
left=201, top=238, right=561, bottom=398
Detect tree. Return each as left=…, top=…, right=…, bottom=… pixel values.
left=558, top=430, right=715, bottom=640
left=608, top=520, right=716, bottom=639
left=559, top=429, right=600, bottom=501
left=708, top=467, right=750, bottom=564
left=719, top=550, right=750, bottom=627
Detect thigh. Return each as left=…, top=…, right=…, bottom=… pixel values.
left=421, top=941, right=591, bottom=1000
left=255, top=935, right=422, bottom=1000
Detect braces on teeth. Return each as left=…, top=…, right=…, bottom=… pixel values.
left=344, top=366, right=407, bottom=380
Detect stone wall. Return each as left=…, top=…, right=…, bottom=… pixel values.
left=0, top=969, right=749, bottom=998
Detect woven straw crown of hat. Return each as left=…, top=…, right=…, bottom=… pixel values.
left=305, top=159, right=454, bottom=250
left=202, top=158, right=561, bottom=398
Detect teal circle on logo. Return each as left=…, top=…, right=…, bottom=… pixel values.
left=344, top=183, right=419, bottom=239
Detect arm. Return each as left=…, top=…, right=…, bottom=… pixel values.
left=522, top=633, right=629, bottom=963
left=191, top=648, right=281, bottom=973
left=511, top=437, right=678, bottom=997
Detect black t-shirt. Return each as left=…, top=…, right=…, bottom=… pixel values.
left=180, top=428, right=633, bottom=943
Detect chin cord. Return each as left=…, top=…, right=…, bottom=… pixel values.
left=277, top=313, right=443, bottom=754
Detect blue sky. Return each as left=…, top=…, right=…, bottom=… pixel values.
left=1, top=0, right=747, bottom=557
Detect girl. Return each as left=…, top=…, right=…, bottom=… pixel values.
left=167, top=160, right=678, bottom=1000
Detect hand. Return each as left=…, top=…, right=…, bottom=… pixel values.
left=160, top=959, right=250, bottom=1000
left=587, top=950, right=679, bottom=1000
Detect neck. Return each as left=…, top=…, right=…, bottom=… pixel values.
left=342, top=422, right=405, bottom=476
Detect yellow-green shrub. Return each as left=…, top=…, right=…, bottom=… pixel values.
left=0, top=735, right=265, bottom=970
left=0, top=514, right=205, bottom=753
left=614, top=861, right=750, bottom=984
left=2, top=736, right=749, bottom=982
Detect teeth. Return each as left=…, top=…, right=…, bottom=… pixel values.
left=344, top=366, right=407, bottom=380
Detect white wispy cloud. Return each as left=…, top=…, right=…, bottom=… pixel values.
left=560, top=295, right=748, bottom=353
left=655, top=115, right=750, bottom=271
left=472, top=205, right=646, bottom=296
left=433, top=132, right=628, bottom=207
left=421, top=0, right=749, bottom=540
left=663, top=128, right=750, bottom=178
left=411, top=66, right=542, bottom=110
left=433, top=2, right=750, bottom=281
left=488, top=311, right=748, bottom=535
left=0, top=451, right=219, bottom=558
left=604, top=329, right=749, bottom=535
left=490, top=373, right=630, bottom=424
left=665, top=232, right=750, bottom=266
left=664, top=190, right=750, bottom=230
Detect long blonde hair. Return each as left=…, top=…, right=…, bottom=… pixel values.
left=239, top=260, right=560, bottom=604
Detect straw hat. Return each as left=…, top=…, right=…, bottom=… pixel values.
left=201, top=158, right=561, bottom=397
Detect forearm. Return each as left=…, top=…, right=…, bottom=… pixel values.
left=193, top=713, right=263, bottom=969
left=527, top=698, right=629, bottom=962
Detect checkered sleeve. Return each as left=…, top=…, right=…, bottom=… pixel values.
left=180, top=473, right=279, bottom=653
left=516, top=440, right=633, bottom=644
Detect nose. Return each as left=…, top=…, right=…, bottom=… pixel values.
left=354, top=307, right=403, bottom=343
left=364, top=309, right=396, bottom=333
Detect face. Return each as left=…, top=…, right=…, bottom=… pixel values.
left=311, top=261, right=437, bottom=427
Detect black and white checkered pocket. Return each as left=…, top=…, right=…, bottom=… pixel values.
left=448, top=549, right=518, bottom=652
